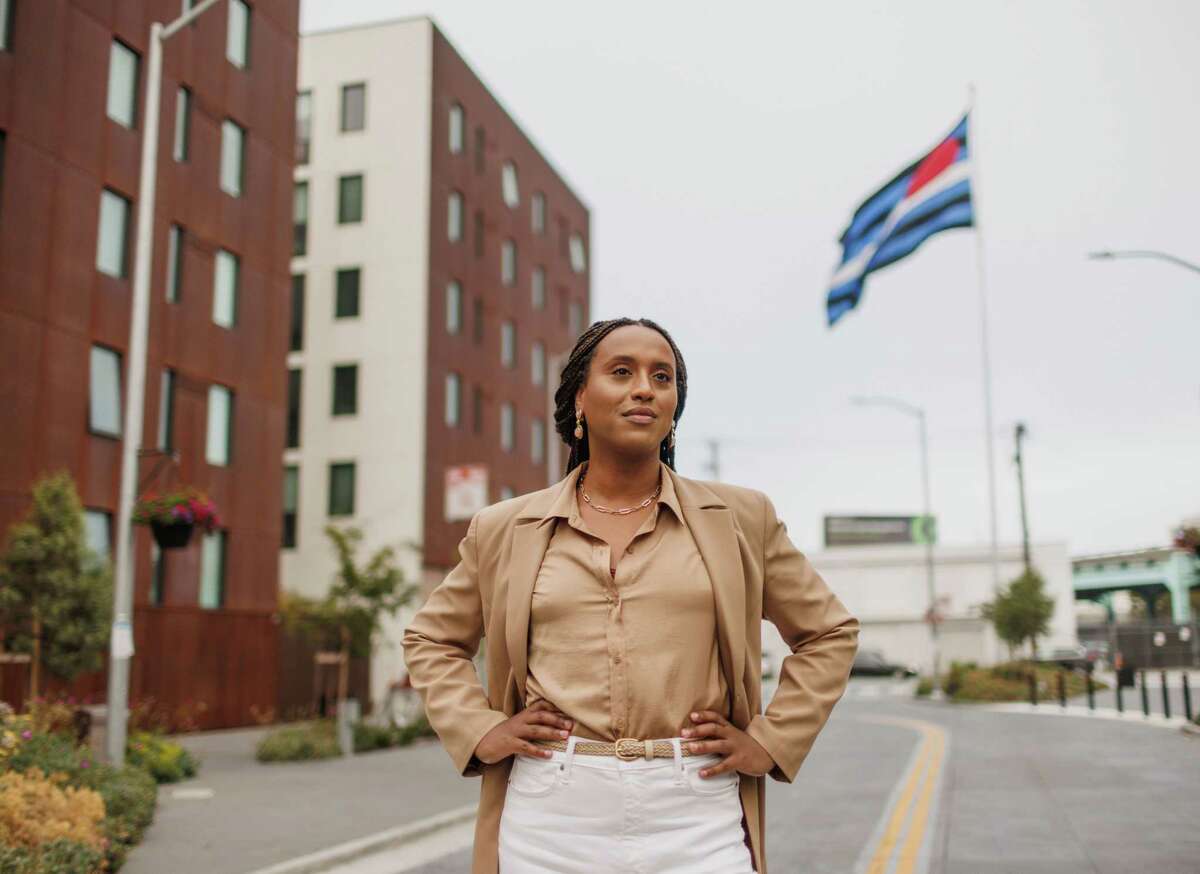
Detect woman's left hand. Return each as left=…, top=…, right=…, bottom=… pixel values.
left=681, top=710, right=775, bottom=778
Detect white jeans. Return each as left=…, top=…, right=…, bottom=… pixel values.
left=499, top=735, right=756, bottom=874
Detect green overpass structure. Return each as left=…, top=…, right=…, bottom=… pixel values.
left=1073, top=547, right=1200, bottom=623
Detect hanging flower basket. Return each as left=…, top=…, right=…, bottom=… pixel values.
left=133, top=487, right=221, bottom=550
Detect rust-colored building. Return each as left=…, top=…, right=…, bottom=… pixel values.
left=0, top=0, right=298, bottom=728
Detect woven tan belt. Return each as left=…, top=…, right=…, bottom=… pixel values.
left=534, top=737, right=697, bottom=761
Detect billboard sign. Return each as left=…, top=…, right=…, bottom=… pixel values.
left=824, top=514, right=937, bottom=548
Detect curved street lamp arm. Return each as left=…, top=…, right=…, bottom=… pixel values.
left=1088, top=250, right=1200, bottom=275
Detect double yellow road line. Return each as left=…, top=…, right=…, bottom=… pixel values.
left=858, top=717, right=948, bottom=874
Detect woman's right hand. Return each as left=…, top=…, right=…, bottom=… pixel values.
left=473, top=700, right=574, bottom=764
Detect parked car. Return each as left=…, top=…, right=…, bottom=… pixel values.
left=850, top=648, right=917, bottom=678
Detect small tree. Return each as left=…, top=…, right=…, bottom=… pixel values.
left=981, top=568, right=1055, bottom=662
left=0, top=471, right=113, bottom=700
left=282, top=525, right=417, bottom=709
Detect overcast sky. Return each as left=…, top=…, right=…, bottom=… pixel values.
left=302, top=1, right=1199, bottom=557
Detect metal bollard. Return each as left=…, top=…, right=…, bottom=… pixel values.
left=1086, top=671, right=1095, bottom=711
left=1057, top=670, right=1067, bottom=709
left=1140, top=671, right=1150, bottom=717
left=1183, top=673, right=1192, bottom=722
left=1029, top=672, right=1038, bottom=706
left=1115, top=675, right=1124, bottom=714
left=1161, top=669, right=1171, bottom=720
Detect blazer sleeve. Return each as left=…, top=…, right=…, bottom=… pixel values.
left=402, top=513, right=508, bottom=777
left=745, top=493, right=859, bottom=783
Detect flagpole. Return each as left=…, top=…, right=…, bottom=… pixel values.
left=968, top=83, right=1002, bottom=593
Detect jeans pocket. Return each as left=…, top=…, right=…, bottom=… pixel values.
left=506, top=755, right=564, bottom=798
left=683, top=760, right=741, bottom=797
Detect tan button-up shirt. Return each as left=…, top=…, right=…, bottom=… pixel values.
left=524, top=461, right=729, bottom=741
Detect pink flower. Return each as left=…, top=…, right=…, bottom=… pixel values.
left=81, top=759, right=91, bottom=769
left=20, top=730, right=32, bottom=740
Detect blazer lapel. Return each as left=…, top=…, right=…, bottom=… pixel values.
left=674, top=473, right=749, bottom=724
left=504, top=518, right=555, bottom=705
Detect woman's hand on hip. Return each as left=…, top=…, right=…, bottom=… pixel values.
left=473, top=700, right=574, bottom=765
left=681, top=710, right=774, bottom=778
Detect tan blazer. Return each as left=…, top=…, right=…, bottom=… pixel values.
left=402, top=467, right=859, bottom=874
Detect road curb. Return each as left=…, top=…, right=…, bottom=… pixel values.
left=1180, top=721, right=1200, bottom=739
left=242, top=804, right=477, bottom=874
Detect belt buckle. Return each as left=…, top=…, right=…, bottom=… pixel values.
left=614, top=737, right=641, bottom=761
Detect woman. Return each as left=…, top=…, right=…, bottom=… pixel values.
left=403, top=318, right=858, bottom=873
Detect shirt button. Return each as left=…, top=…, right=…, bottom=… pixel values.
left=614, top=656, right=622, bottom=664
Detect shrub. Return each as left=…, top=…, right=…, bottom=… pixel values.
left=125, top=732, right=198, bottom=784
left=914, top=676, right=933, bottom=698
left=352, top=715, right=435, bottom=754
left=256, top=721, right=341, bottom=763
left=88, top=765, right=157, bottom=870
left=0, top=769, right=105, bottom=852
left=2, top=729, right=96, bottom=783
left=0, top=840, right=105, bottom=874
left=941, top=661, right=1108, bottom=702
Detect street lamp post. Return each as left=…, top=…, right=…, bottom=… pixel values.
left=851, top=395, right=942, bottom=694
left=1088, top=250, right=1200, bottom=275
left=107, top=0, right=226, bottom=767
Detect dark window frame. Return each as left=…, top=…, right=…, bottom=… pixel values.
left=331, top=363, right=358, bottom=416
left=282, top=464, right=299, bottom=549
left=337, top=173, right=364, bottom=224
left=293, top=180, right=308, bottom=256
left=335, top=267, right=361, bottom=318
left=286, top=367, right=302, bottom=448
left=340, top=82, right=367, bottom=132
left=290, top=274, right=305, bottom=352
left=328, top=462, right=356, bottom=517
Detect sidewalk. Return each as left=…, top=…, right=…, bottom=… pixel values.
left=122, top=726, right=478, bottom=874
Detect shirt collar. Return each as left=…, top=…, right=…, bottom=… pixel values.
left=541, top=460, right=683, bottom=525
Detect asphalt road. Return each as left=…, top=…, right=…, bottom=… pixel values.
left=380, top=678, right=1200, bottom=874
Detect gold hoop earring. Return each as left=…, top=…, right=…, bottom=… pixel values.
left=668, top=421, right=676, bottom=448
left=574, top=409, right=584, bottom=440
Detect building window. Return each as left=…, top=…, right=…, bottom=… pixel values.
left=500, top=320, right=515, bottom=369
left=173, top=86, right=191, bottom=161
left=473, top=210, right=484, bottom=258
left=213, top=249, right=239, bottom=328
left=290, top=274, right=305, bottom=351
left=206, top=384, right=233, bottom=466
left=472, top=297, right=483, bottom=345
left=531, top=341, right=545, bottom=386
left=500, top=403, right=514, bottom=452
left=226, top=0, right=250, bottom=68
left=158, top=368, right=175, bottom=451
left=569, top=233, right=587, bottom=273
left=199, top=530, right=227, bottom=609
left=531, top=418, right=545, bottom=465
left=149, top=543, right=164, bottom=606
left=328, top=463, right=356, bottom=516
left=165, top=224, right=184, bottom=301
left=83, top=510, right=112, bottom=563
left=532, top=192, right=546, bottom=235
left=449, top=102, right=464, bottom=154
left=286, top=368, right=301, bottom=448
left=293, top=181, right=308, bottom=256
left=531, top=266, right=545, bottom=310
left=332, top=364, right=358, bottom=416
left=282, top=465, right=298, bottom=549
left=96, top=189, right=131, bottom=278
left=474, top=125, right=485, bottom=174
left=335, top=268, right=360, bottom=317
left=337, top=174, right=363, bottom=224
left=89, top=345, right=122, bottom=437
left=448, top=191, right=463, bottom=241
left=295, top=90, right=312, bottom=164
left=501, top=239, right=516, bottom=286
left=446, top=281, right=462, bottom=334
left=501, top=161, right=519, bottom=208
left=445, top=372, right=461, bottom=427
left=220, top=119, right=245, bottom=196
left=106, top=41, right=139, bottom=129
left=569, top=300, right=583, bottom=336
left=0, top=0, right=12, bottom=51
left=472, top=385, right=482, bottom=434
left=341, top=83, right=366, bottom=132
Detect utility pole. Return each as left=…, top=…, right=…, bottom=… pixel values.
left=1014, top=422, right=1031, bottom=573
left=107, top=0, right=226, bottom=768
left=704, top=439, right=721, bottom=481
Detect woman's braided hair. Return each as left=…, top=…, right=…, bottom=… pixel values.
left=553, top=317, right=688, bottom=476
